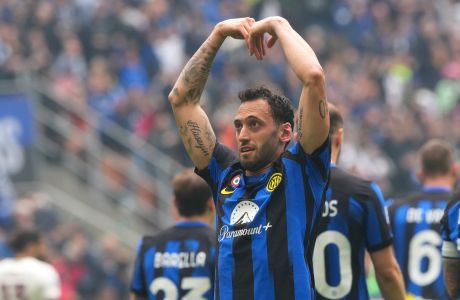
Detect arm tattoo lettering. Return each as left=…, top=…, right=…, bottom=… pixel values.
left=187, top=120, right=210, bottom=156
left=298, top=108, right=304, bottom=138
left=319, top=100, right=328, bottom=119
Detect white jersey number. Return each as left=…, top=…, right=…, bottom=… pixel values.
left=150, top=277, right=211, bottom=300
left=408, top=229, right=442, bottom=286
left=313, top=231, right=352, bottom=299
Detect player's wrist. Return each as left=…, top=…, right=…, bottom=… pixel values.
left=267, top=16, right=289, bottom=34
left=212, top=23, right=228, bottom=42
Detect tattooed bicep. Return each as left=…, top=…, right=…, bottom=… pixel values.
left=186, top=120, right=211, bottom=156
left=319, top=99, right=328, bottom=119
left=178, top=117, right=216, bottom=168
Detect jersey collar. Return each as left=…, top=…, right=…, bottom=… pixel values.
left=175, top=221, right=208, bottom=227
left=422, top=186, right=451, bottom=193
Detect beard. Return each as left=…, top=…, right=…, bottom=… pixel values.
left=239, top=130, right=281, bottom=172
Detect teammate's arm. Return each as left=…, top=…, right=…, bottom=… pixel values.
left=168, top=18, right=256, bottom=169
left=370, top=246, right=405, bottom=300
left=130, top=294, right=147, bottom=300
left=365, top=182, right=405, bottom=299
left=249, top=17, right=329, bottom=154
left=443, top=257, right=460, bottom=298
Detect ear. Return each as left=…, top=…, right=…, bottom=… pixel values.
left=416, top=170, right=425, bottom=185
left=171, top=198, right=180, bottom=220
left=450, top=163, right=459, bottom=179
left=334, top=128, right=344, bottom=149
left=279, top=122, right=293, bottom=144
left=207, top=198, right=215, bottom=214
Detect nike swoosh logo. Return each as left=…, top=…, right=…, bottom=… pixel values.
left=220, top=187, right=235, bottom=195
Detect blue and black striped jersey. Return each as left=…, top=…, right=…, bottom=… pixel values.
left=196, top=139, right=330, bottom=300
left=388, top=188, right=451, bottom=299
left=441, top=190, right=460, bottom=259
left=130, top=221, right=216, bottom=300
left=313, top=166, right=392, bottom=300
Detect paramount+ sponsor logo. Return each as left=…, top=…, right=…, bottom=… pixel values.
left=266, top=172, right=282, bottom=192
left=230, top=201, right=259, bottom=225
left=218, top=200, right=272, bottom=241
left=218, top=222, right=272, bottom=242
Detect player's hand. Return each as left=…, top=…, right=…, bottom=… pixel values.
left=249, top=16, right=286, bottom=60
left=214, top=18, right=263, bottom=58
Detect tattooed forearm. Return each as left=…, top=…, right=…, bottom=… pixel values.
left=187, top=120, right=210, bottom=156
left=298, top=108, right=304, bottom=138
left=177, top=40, right=220, bottom=105
left=319, top=100, right=328, bottom=119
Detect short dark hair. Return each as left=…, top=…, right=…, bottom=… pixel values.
left=419, top=139, right=455, bottom=177
left=238, top=86, right=295, bottom=130
left=9, top=230, right=41, bottom=253
left=172, top=169, right=212, bottom=217
left=328, top=103, right=343, bottom=135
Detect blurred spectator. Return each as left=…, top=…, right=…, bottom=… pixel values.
left=2, top=0, right=460, bottom=195
left=1, top=193, right=131, bottom=300
left=0, top=229, right=61, bottom=300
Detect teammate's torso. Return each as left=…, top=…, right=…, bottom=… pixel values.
left=389, top=188, right=451, bottom=299
left=132, top=223, right=215, bottom=300
left=314, top=167, right=392, bottom=300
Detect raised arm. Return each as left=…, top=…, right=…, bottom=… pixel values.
left=249, top=17, right=329, bottom=154
left=168, top=18, right=256, bottom=170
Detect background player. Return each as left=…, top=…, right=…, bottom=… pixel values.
left=168, top=16, right=330, bottom=299
left=0, top=229, right=61, bottom=300
left=312, top=104, right=404, bottom=300
left=130, top=169, right=215, bottom=300
left=441, top=190, right=460, bottom=298
left=388, top=139, right=458, bottom=299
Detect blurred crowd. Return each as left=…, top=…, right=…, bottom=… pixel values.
left=0, top=0, right=459, bottom=298
left=1, top=0, right=460, bottom=196
left=0, top=192, right=131, bottom=300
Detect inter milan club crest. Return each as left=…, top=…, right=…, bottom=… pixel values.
left=221, top=174, right=241, bottom=195
left=266, top=173, right=282, bottom=192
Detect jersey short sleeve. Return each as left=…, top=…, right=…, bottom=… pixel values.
left=130, top=238, right=147, bottom=295
left=365, top=182, right=393, bottom=252
left=441, top=193, right=460, bottom=259
left=195, top=142, right=238, bottom=202
left=288, top=138, right=331, bottom=203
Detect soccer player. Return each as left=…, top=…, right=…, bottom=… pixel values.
left=388, top=139, right=458, bottom=299
left=0, top=229, right=61, bottom=300
left=441, top=190, right=460, bottom=298
left=130, top=169, right=215, bottom=300
left=168, top=16, right=330, bottom=299
left=312, top=104, right=405, bottom=300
